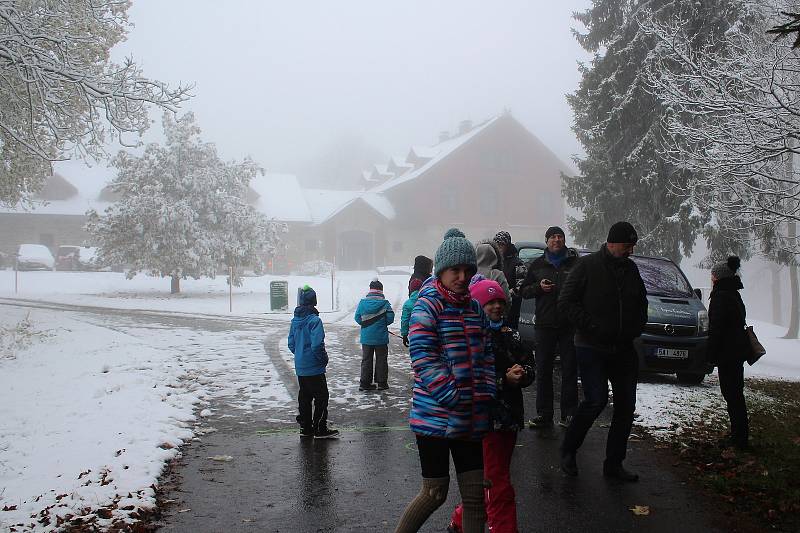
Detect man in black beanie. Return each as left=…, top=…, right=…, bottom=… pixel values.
left=557, top=221, right=647, bottom=481
left=518, top=225, right=579, bottom=428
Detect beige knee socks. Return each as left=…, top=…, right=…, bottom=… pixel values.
left=457, top=469, right=487, bottom=533
left=394, top=476, right=449, bottom=533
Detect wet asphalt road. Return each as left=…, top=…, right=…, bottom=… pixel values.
left=151, top=320, right=727, bottom=533
left=0, top=299, right=726, bottom=532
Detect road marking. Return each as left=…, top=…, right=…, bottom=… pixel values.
left=255, top=425, right=411, bottom=436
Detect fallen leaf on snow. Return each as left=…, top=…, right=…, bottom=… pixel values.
left=629, top=505, right=650, bottom=516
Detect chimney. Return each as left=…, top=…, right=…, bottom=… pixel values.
left=458, top=119, right=473, bottom=135
left=439, top=130, right=450, bottom=143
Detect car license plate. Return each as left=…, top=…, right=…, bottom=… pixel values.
left=655, top=347, right=689, bottom=359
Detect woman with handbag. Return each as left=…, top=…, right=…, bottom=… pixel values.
left=708, top=256, right=750, bottom=450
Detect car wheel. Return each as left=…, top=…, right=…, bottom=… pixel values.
left=676, top=372, right=705, bottom=385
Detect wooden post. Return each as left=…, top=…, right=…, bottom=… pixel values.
left=229, top=265, right=233, bottom=313
left=331, top=256, right=336, bottom=311
left=14, top=256, right=18, bottom=294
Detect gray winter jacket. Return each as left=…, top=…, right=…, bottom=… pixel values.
left=476, top=242, right=511, bottom=300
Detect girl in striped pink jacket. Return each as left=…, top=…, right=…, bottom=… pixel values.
left=395, top=229, right=495, bottom=533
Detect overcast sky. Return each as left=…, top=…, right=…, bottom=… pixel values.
left=59, top=1, right=592, bottom=187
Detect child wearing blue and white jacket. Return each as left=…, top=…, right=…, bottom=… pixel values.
left=354, top=279, right=395, bottom=391
left=288, top=285, right=339, bottom=439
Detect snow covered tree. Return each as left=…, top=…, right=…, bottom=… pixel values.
left=640, top=0, right=800, bottom=337
left=0, top=0, right=191, bottom=208
left=767, top=10, right=800, bottom=47
left=564, top=0, right=749, bottom=262
left=86, top=112, right=284, bottom=294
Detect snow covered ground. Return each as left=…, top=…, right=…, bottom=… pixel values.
left=0, top=269, right=798, bottom=530
left=0, top=269, right=408, bottom=323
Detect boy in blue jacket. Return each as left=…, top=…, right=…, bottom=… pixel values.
left=288, top=285, right=339, bottom=438
left=354, top=279, right=395, bottom=391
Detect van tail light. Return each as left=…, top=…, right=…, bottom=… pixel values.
left=697, top=310, right=709, bottom=335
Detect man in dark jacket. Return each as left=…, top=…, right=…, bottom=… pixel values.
left=557, top=222, right=647, bottom=481
left=494, top=231, right=523, bottom=327
left=518, top=226, right=579, bottom=428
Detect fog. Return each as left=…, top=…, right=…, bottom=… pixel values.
left=58, top=1, right=591, bottom=187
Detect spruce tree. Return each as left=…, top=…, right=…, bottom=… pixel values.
left=565, top=0, right=747, bottom=262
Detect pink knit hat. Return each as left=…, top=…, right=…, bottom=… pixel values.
left=469, top=279, right=506, bottom=307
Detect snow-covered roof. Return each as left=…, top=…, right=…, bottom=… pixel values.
left=371, top=164, right=394, bottom=180
left=0, top=172, right=112, bottom=216
left=302, top=189, right=395, bottom=225
left=372, top=116, right=500, bottom=194
left=0, top=162, right=121, bottom=217
left=250, top=173, right=312, bottom=222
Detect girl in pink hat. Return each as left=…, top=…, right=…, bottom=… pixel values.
left=448, top=279, right=534, bottom=533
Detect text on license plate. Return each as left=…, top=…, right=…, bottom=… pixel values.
left=655, top=347, right=689, bottom=359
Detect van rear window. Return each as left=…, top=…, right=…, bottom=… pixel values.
left=631, top=256, right=694, bottom=298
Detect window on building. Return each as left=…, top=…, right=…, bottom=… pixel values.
left=480, top=188, right=498, bottom=215
left=305, top=239, right=319, bottom=251
left=392, top=241, right=403, bottom=253
left=441, top=190, right=458, bottom=212
left=535, top=192, right=554, bottom=220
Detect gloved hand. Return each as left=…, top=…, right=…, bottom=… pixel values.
left=402, top=335, right=409, bottom=347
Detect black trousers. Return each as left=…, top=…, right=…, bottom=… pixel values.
left=562, top=344, right=638, bottom=465
left=298, top=373, right=329, bottom=431
left=360, top=344, right=389, bottom=386
left=534, top=327, right=578, bottom=420
left=416, top=435, right=483, bottom=478
left=718, top=361, right=748, bottom=445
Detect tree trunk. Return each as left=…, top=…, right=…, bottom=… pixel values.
left=785, top=263, right=799, bottom=339
left=784, top=221, right=799, bottom=339
left=771, top=262, right=783, bottom=325
left=171, top=275, right=181, bottom=294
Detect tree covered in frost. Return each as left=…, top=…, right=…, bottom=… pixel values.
left=640, top=0, right=800, bottom=337
left=86, top=112, right=285, bottom=294
left=564, top=0, right=750, bottom=262
left=0, top=0, right=191, bottom=208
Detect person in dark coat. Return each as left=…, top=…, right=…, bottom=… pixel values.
left=708, top=256, right=750, bottom=450
left=494, top=231, right=523, bottom=327
left=557, top=222, right=647, bottom=481
left=409, top=255, right=434, bottom=294
left=518, top=226, right=579, bottom=428
left=448, top=279, right=534, bottom=533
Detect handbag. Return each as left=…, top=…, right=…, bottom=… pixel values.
left=745, top=325, right=766, bottom=366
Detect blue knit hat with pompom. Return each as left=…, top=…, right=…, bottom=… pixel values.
left=434, top=228, right=477, bottom=276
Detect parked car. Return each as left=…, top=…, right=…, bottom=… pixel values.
left=295, top=260, right=334, bottom=276
left=77, top=247, right=110, bottom=271
left=376, top=265, right=412, bottom=276
left=55, top=245, right=108, bottom=271
left=16, top=244, right=55, bottom=271
left=515, top=242, right=712, bottom=384
left=55, top=245, right=82, bottom=271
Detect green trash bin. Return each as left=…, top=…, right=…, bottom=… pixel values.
left=270, top=280, right=289, bottom=311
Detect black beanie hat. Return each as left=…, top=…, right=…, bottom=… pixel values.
left=369, top=279, right=383, bottom=291
left=545, top=226, right=565, bottom=240
left=607, top=221, right=638, bottom=244
left=413, top=255, right=433, bottom=276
